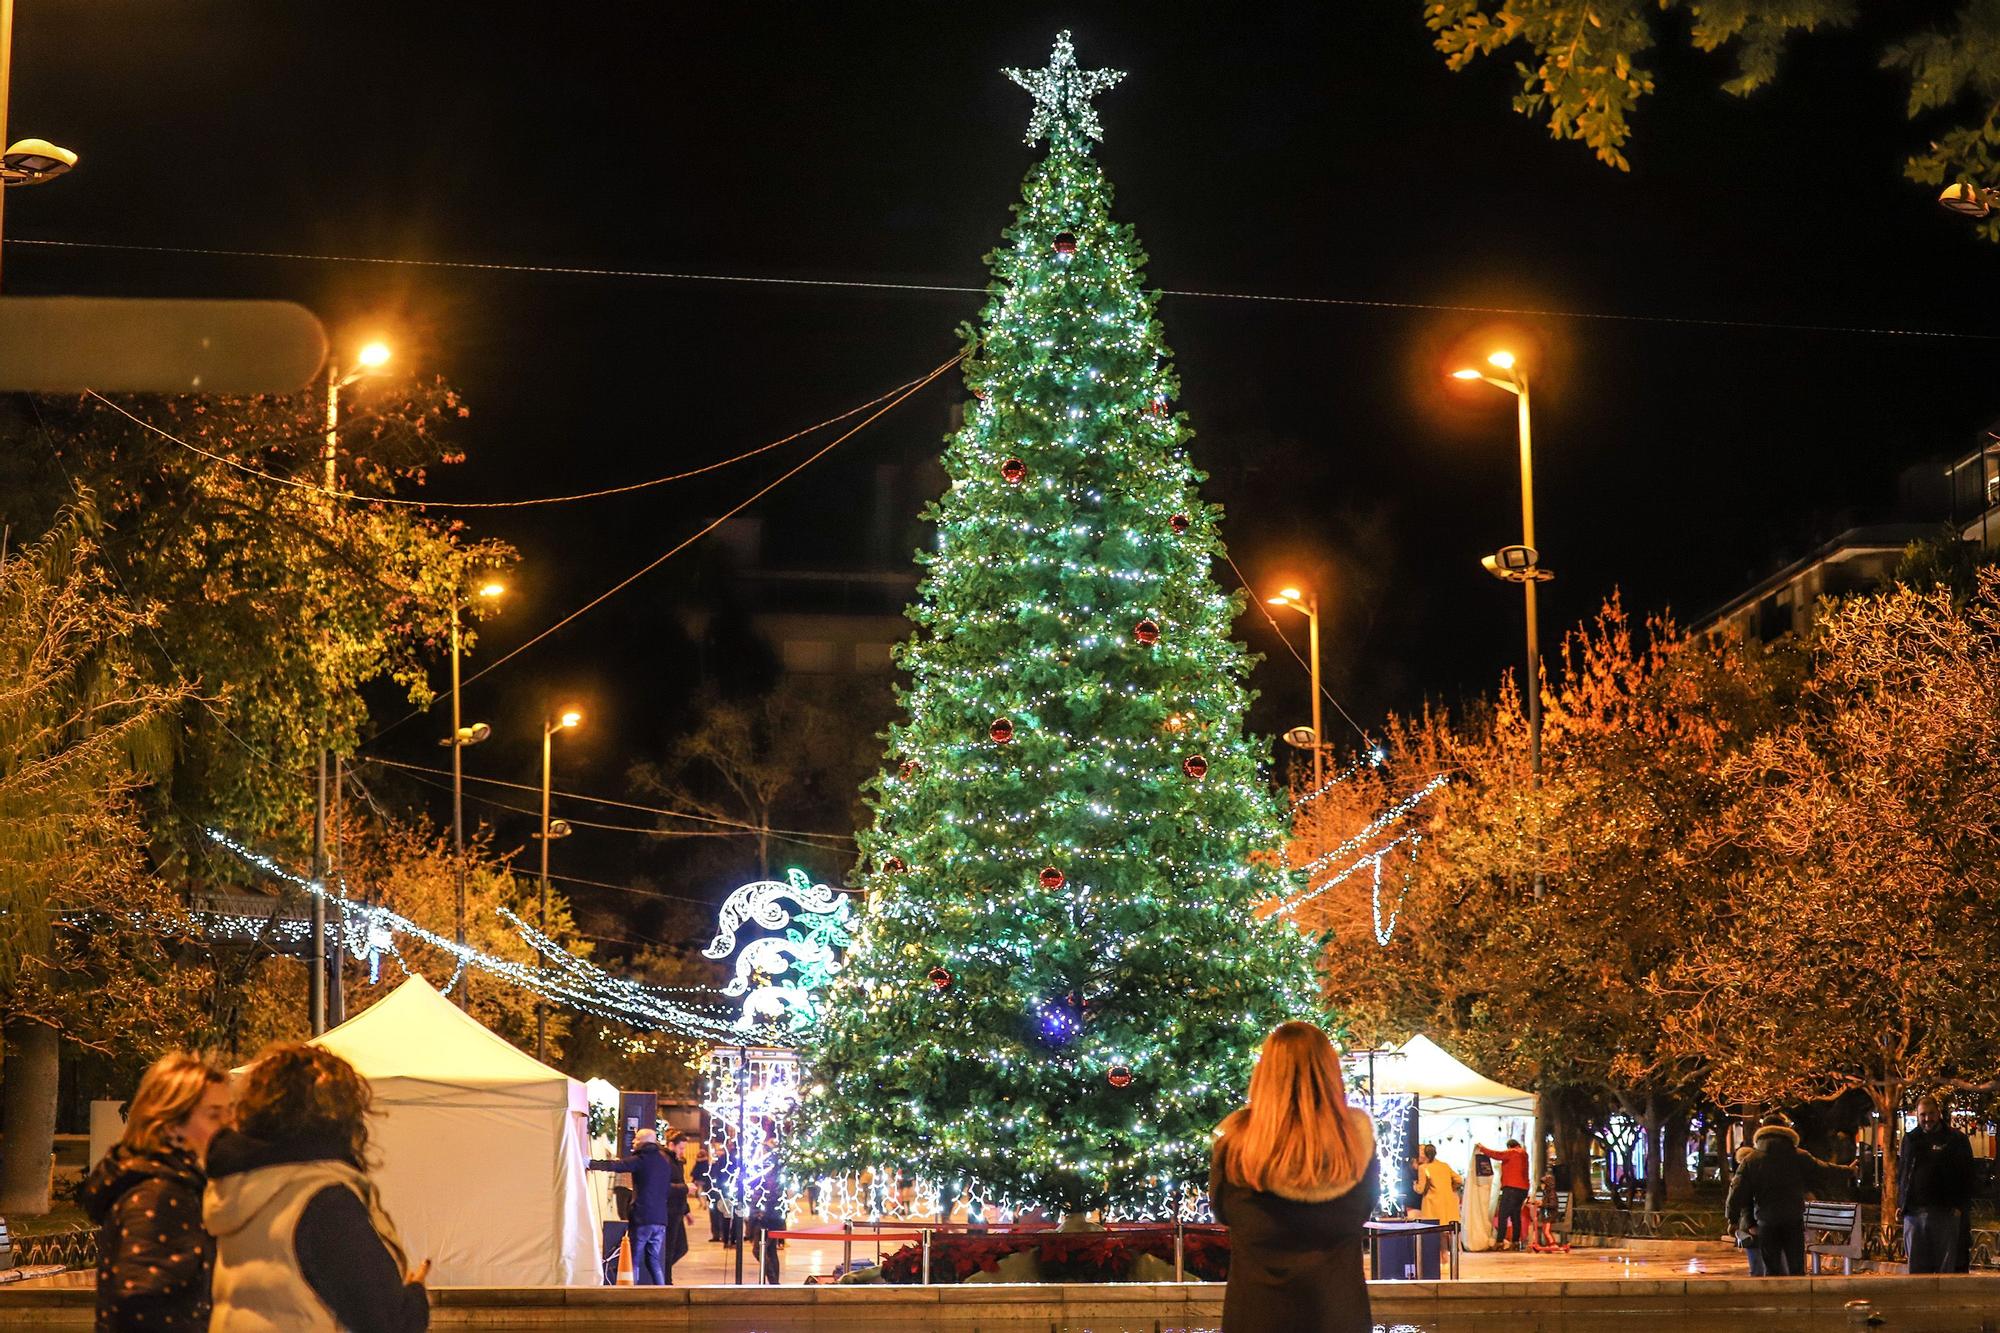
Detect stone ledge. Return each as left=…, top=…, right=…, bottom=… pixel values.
left=3, top=1273, right=1998, bottom=1327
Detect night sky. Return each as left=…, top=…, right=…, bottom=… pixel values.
left=16, top=4, right=2000, bottom=932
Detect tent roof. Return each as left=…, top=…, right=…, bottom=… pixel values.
left=312, top=975, right=572, bottom=1097
left=1368, top=1034, right=1535, bottom=1118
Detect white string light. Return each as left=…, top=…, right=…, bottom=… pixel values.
left=203, top=829, right=741, bottom=1040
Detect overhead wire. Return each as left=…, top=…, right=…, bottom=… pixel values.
left=13, top=234, right=1995, bottom=341
left=363, top=351, right=961, bottom=749
left=358, top=755, right=856, bottom=844
left=80, top=368, right=938, bottom=509
left=377, top=759, right=851, bottom=854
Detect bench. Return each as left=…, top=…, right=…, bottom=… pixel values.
left=1550, top=1191, right=1573, bottom=1243
left=1805, top=1200, right=1864, bottom=1275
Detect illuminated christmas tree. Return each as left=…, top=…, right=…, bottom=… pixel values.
left=800, top=33, right=1319, bottom=1217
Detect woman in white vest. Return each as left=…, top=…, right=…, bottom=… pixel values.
left=203, top=1043, right=430, bottom=1331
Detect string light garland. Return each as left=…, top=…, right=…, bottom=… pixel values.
left=203, top=829, right=741, bottom=1040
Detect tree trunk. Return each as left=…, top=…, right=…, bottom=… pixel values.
left=1643, top=1097, right=1667, bottom=1211
left=1550, top=1099, right=1598, bottom=1202
left=1662, top=1109, right=1692, bottom=1204
left=0, top=1021, right=60, bottom=1215
left=1874, top=1082, right=1903, bottom=1246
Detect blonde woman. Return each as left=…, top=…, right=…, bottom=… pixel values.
left=80, top=1052, right=230, bottom=1332
left=1210, top=1022, right=1379, bottom=1333
left=1413, top=1143, right=1463, bottom=1234
left=204, top=1043, right=429, bottom=1331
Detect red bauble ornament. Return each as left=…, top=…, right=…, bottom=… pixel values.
left=990, top=717, right=1015, bottom=744
left=1039, top=866, right=1066, bottom=889
left=1000, top=457, right=1028, bottom=484
left=883, top=856, right=907, bottom=876
left=899, top=759, right=921, bottom=781
left=1183, top=754, right=1209, bottom=780
left=928, top=966, right=953, bottom=991
left=1169, top=513, right=1191, bottom=534
left=1134, top=618, right=1161, bottom=645
left=1146, top=397, right=1169, bottom=417
left=1053, top=232, right=1078, bottom=256
left=1108, top=1065, right=1134, bottom=1088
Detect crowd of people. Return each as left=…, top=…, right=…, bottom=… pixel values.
left=65, top=1022, right=1991, bottom=1333
left=81, top=1045, right=429, bottom=1332
left=1723, top=1099, right=1977, bottom=1277
left=587, top=1128, right=788, bottom=1286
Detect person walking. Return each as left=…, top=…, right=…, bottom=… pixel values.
left=1898, top=1096, right=1974, bottom=1274
left=204, top=1043, right=429, bottom=1331
left=588, top=1128, right=689, bottom=1285
left=747, top=1133, right=786, bottom=1285
left=1475, top=1139, right=1531, bottom=1250
left=1210, top=1021, right=1378, bottom=1333
left=1725, top=1113, right=1845, bottom=1277
left=1726, top=1146, right=1767, bottom=1276
left=690, top=1141, right=716, bottom=1242
left=80, top=1053, right=231, bottom=1332
left=1411, top=1144, right=1463, bottom=1240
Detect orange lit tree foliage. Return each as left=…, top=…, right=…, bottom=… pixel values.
left=1301, top=594, right=1795, bottom=1205
left=1660, top=573, right=2000, bottom=1237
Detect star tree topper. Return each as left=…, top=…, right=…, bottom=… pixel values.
left=1004, top=30, right=1125, bottom=147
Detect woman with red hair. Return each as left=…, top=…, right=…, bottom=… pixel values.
left=1210, top=1021, right=1378, bottom=1332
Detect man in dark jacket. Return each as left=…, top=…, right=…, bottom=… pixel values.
left=1898, top=1096, right=1974, bottom=1274
left=589, top=1128, right=689, bottom=1285
left=1725, top=1114, right=1848, bottom=1277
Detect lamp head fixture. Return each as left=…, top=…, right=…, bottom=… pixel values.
left=0, top=138, right=76, bottom=185
left=1939, top=182, right=1997, bottom=218
left=438, top=721, right=492, bottom=747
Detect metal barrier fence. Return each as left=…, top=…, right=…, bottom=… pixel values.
left=765, top=1218, right=1227, bottom=1286
left=13, top=1227, right=95, bottom=1271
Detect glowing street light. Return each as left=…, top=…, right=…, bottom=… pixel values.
left=537, top=706, right=584, bottom=1059
left=309, top=335, right=401, bottom=1034
left=1450, top=349, right=1548, bottom=897
left=446, top=576, right=506, bottom=990
left=1266, top=584, right=1324, bottom=788
left=1939, top=182, right=2000, bottom=218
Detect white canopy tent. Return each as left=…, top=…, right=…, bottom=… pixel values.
left=1362, top=1035, right=1535, bottom=1251
left=1373, top=1035, right=1535, bottom=1118
left=309, top=975, right=601, bottom=1286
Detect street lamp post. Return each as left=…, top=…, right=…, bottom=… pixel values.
left=443, top=581, right=502, bottom=1006
left=1265, top=586, right=1323, bottom=789
left=0, top=0, right=80, bottom=293
left=310, top=341, right=392, bottom=1035
left=536, top=709, right=581, bottom=1061
left=1453, top=351, right=1552, bottom=897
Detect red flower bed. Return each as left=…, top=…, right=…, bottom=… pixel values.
left=874, top=1228, right=1230, bottom=1284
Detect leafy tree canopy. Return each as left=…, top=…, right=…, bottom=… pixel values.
left=1427, top=1, right=2000, bottom=234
